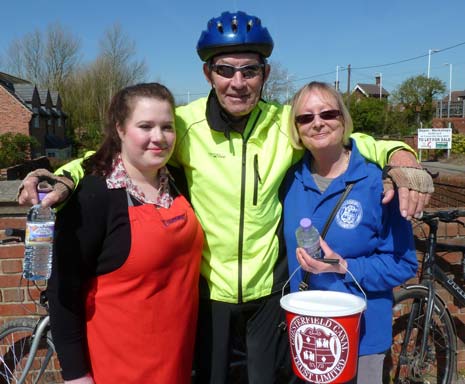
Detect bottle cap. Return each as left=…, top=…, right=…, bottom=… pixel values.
left=300, top=218, right=312, bottom=228
left=38, top=192, right=48, bottom=202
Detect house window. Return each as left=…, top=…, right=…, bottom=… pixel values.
left=32, top=107, right=39, bottom=128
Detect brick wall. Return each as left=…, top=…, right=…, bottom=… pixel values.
left=433, top=117, right=465, bottom=134
left=0, top=216, right=63, bottom=383
left=0, top=86, right=32, bottom=136
left=430, top=174, right=465, bottom=208
left=1, top=177, right=464, bottom=378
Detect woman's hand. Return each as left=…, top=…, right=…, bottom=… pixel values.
left=64, top=374, right=95, bottom=384
left=297, top=238, right=347, bottom=274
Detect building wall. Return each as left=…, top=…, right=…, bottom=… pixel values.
left=433, top=117, right=465, bottom=134
left=0, top=86, right=32, bottom=136
left=430, top=174, right=465, bottom=208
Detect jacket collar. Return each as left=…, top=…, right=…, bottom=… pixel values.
left=206, top=91, right=249, bottom=139
left=297, top=138, right=368, bottom=192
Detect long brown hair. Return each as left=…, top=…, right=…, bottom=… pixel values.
left=83, top=83, right=176, bottom=176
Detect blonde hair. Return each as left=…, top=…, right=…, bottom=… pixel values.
left=288, top=81, right=353, bottom=149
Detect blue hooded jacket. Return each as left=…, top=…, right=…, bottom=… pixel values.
left=282, top=139, right=418, bottom=355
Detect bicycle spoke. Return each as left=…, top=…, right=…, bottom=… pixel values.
left=384, top=288, right=455, bottom=384
left=0, top=320, right=57, bottom=384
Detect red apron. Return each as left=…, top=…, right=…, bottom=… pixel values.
left=85, top=195, right=203, bottom=383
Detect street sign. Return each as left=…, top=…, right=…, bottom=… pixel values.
left=417, top=128, right=452, bottom=149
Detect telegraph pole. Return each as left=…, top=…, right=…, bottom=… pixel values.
left=346, top=64, right=351, bottom=94
left=346, top=64, right=351, bottom=110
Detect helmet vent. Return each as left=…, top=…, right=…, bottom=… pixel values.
left=196, top=11, right=274, bottom=61
left=231, top=18, right=238, bottom=33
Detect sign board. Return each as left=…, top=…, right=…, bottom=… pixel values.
left=417, top=128, right=452, bottom=149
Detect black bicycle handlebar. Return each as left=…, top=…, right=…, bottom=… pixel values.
left=5, top=228, right=26, bottom=238
left=0, top=228, right=26, bottom=243
left=419, top=209, right=465, bottom=225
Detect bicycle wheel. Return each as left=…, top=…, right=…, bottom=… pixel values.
left=0, top=318, right=58, bottom=384
left=383, top=287, right=456, bottom=384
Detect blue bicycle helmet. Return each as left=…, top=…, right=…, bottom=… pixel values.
left=197, top=11, right=274, bottom=62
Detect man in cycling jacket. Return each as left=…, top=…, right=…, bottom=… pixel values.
left=18, top=11, right=433, bottom=384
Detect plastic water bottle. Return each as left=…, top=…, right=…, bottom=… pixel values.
left=295, top=218, right=322, bottom=259
left=23, top=193, right=55, bottom=280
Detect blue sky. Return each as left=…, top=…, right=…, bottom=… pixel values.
left=1, top=0, right=464, bottom=105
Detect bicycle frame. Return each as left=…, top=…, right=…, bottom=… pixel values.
left=18, top=315, right=53, bottom=384
left=0, top=228, right=56, bottom=383
left=401, top=211, right=465, bottom=376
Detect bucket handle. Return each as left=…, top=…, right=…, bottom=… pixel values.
left=282, top=263, right=368, bottom=305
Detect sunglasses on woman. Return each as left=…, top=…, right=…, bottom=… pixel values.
left=210, top=64, right=264, bottom=79
left=295, top=110, right=341, bottom=125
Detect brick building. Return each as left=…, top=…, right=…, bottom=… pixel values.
left=433, top=90, right=465, bottom=134
left=0, top=72, right=71, bottom=159
left=351, top=75, right=390, bottom=101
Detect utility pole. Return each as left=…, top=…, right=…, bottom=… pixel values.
left=346, top=64, right=351, bottom=110
left=346, top=64, right=351, bottom=95
left=335, top=65, right=340, bottom=91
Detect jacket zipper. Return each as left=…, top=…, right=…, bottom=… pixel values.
left=238, top=140, right=247, bottom=303
left=237, top=110, right=262, bottom=303
left=253, top=154, right=261, bottom=206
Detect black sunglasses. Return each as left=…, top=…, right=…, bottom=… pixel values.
left=210, top=64, right=264, bottom=79
left=295, top=109, right=341, bottom=125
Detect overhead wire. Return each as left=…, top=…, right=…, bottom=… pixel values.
left=174, top=40, right=465, bottom=97
left=286, top=40, right=465, bottom=86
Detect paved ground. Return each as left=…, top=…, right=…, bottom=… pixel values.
left=422, top=161, right=464, bottom=176
left=0, top=180, right=28, bottom=215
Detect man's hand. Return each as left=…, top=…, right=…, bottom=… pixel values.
left=382, top=150, right=434, bottom=220
left=17, top=169, right=74, bottom=208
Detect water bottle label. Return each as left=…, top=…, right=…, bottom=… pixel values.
left=304, top=245, right=322, bottom=259
left=25, top=222, right=54, bottom=245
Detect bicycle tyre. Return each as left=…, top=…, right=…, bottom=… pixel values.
left=0, top=318, right=58, bottom=384
left=383, top=287, right=456, bottom=384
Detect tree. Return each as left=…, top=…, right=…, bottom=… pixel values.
left=0, top=133, right=38, bottom=168
left=91, top=23, right=147, bottom=124
left=6, top=30, right=44, bottom=84
left=43, top=23, right=81, bottom=91
left=262, top=61, right=296, bottom=104
left=349, top=98, right=388, bottom=136
left=391, top=75, right=446, bottom=128
left=59, top=23, right=147, bottom=153
left=5, top=23, right=81, bottom=90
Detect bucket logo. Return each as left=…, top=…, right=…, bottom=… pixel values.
left=289, top=315, right=349, bottom=383
left=336, top=199, right=362, bottom=229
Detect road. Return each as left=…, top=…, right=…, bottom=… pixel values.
left=421, top=161, right=464, bottom=176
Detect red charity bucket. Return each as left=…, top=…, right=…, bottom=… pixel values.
left=280, top=290, right=366, bottom=383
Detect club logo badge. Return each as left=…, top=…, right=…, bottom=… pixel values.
left=288, top=315, right=349, bottom=383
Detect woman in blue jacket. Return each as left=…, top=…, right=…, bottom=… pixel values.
left=281, top=82, right=418, bottom=383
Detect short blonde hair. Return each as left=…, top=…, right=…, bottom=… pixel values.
left=288, top=81, right=353, bottom=149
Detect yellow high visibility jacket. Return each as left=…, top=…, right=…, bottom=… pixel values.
left=58, top=96, right=412, bottom=304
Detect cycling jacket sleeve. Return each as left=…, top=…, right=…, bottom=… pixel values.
left=351, top=132, right=417, bottom=169
left=54, top=151, right=95, bottom=186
